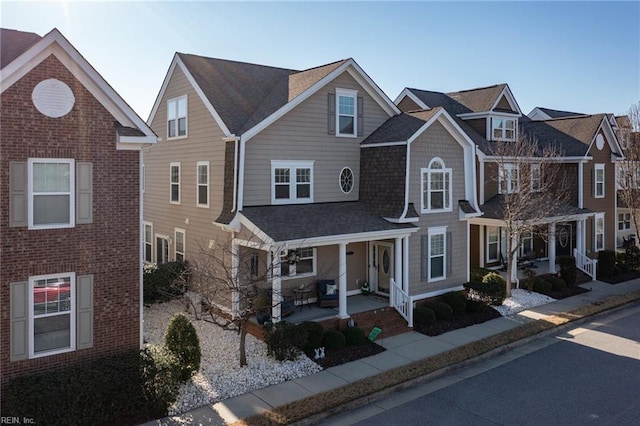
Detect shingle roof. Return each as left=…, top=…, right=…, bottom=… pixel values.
left=178, top=54, right=350, bottom=135
left=536, top=107, right=584, bottom=119
left=480, top=195, right=591, bottom=220
left=520, top=114, right=607, bottom=156
left=0, top=28, right=42, bottom=69
left=361, top=112, right=429, bottom=145
left=241, top=202, right=416, bottom=242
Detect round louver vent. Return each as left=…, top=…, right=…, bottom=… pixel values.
left=32, top=79, right=75, bottom=118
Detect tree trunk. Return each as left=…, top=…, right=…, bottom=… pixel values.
left=239, top=319, right=247, bottom=367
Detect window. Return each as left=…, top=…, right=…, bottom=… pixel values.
left=487, top=226, right=499, bottom=262
left=30, top=273, right=75, bottom=357
left=499, top=163, right=520, bottom=194
left=197, top=161, right=209, bottom=207
left=250, top=253, right=260, bottom=280
left=336, top=89, right=357, bottom=137
left=618, top=213, right=631, bottom=230
left=339, top=167, right=354, bottom=194
left=174, top=229, right=185, bottom=262
left=170, top=162, right=180, bottom=204
left=271, top=161, right=314, bottom=204
left=28, top=159, right=75, bottom=229
left=421, top=158, right=452, bottom=213
left=156, top=236, right=169, bottom=264
left=595, top=214, right=605, bottom=251
left=167, top=96, right=187, bottom=138
left=520, top=230, right=533, bottom=256
left=594, top=164, right=605, bottom=198
left=428, top=227, right=447, bottom=282
left=280, top=247, right=316, bottom=278
left=492, top=117, right=516, bottom=141
left=530, top=163, right=541, bottom=192
left=144, top=222, right=153, bottom=263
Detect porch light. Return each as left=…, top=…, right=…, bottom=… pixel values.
left=287, top=249, right=300, bottom=264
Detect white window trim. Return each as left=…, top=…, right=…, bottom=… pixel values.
left=167, top=95, right=188, bottom=139
left=29, top=272, right=76, bottom=359
left=420, top=157, right=453, bottom=213
left=490, top=116, right=517, bottom=141
left=427, top=226, right=447, bottom=283
left=520, top=230, right=533, bottom=256
left=196, top=161, right=210, bottom=208
left=170, top=162, right=181, bottom=205
left=174, top=228, right=185, bottom=262
left=335, top=88, right=358, bottom=138
left=270, top=160, right=314, bottom=204
left=339, top=167, right=354, bottom=194
left=499, top=163, right=520, bottom=194
left=595, top=213, right=605, bottom=251
left=530, top=163, right=541, bottom=192
left=486, top=226, right=500, bottom=263
left=28, top=158, right=75, bottom=230
left=280, top=247, right=317, bottom=280
left=156, top=234, right=170, bottom=264
left=144, top=222, right=153, bottom=263
left=594, top=163, right=605, bottom=198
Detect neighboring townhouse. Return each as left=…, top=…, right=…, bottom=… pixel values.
left=396, top=85, right=623, bottom=280
left=0, top=28, right=156, bottom=389
left=143, top=54, right=480, bottom=324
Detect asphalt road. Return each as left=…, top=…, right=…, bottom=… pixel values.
left=321, top=303, right=640, bottom=426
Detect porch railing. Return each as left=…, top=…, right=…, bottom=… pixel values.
left=574, top=248, right=597, bottom=280
left=390, top=278, right=413, bottom=327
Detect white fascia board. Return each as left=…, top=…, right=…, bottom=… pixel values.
left=599, top=117, right=625, bottom=156
left=2, top=29, right=155, bottom=137
left=384, top=216, right=419, bottom=223
left=491, top=84, right=523, bottom=116
left=360, top=141, right=407, bottom=148
left=344, top=61, right=400, bottom=116
left=118, top=135, right=158, bottom=144
left=147, top=55, right=177, bottom=124
left=459, top=209, right=483, bottom=221
left=393, top=88, right=429, bottom=109
left=242, top=59, right=398, bottom=143
left=280, top=226, right=418, bottom=248
left=528, top=107, right=552, bottom=121
left=482, top=155, right=593, bottom=163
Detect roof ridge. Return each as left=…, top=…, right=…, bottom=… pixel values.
left=176, top=52, right=299, bottom=73
left=450, top=83, right=506, bottom=94
left=539, top=113, right=602, bottom=122
left=295, top=58, right=349, bottom=74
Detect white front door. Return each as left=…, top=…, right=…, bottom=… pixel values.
left=371, top=242, right=393, bottom=294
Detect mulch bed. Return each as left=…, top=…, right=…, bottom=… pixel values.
left=414, top=304, right=502, bottom=337
left=545, top=285, right=589, bottom=299
left=310, top=340, right=386, bottom=368
left=597, top=270, right=640, bottom=284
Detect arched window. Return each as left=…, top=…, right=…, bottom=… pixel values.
left=421, top=158, right=452, bottom=213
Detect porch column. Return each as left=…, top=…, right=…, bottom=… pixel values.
left=270, top=249, right=281, bottom=323
left=576, top=219, right=585, bottom=254
left=338, top=242, right=349, bottom=319
left=394, top=237, right=402, bottom=304
left=403, top=236, right=409, bottom=292
left=231, top=240, right=240, bottom=318
left=511, top=233, right=519, bottom=286
left=548, top=223, right=557, bottom=274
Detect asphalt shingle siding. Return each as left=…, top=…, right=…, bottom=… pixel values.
left=360, top=145, right=407, bottom=219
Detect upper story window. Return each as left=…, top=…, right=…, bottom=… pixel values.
left=530, top=163, right=541, bottom=192
left=339, top=167, right=354, bottom=194
left=271, top=160, right=314, bottom=204
left=492, top=117, right=516, bottom=141
left=594, top=164, right=605, bottom=198
left=29, top=159, right=75, bottom=229
left=421, top=158, right=452, bottom=213
left=167, top=96, right=187, bottom=139
left=618, top=213, right=631, bottom=230
left=197, top=161, right=209, bottom=208
left=499, top=163, right=520, bottom=194
left=336, top=89, right=357, bottom=137
left=170, top=162, right=181, bottom=204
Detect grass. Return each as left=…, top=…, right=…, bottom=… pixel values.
left=232, top=289, right=640, bottom=426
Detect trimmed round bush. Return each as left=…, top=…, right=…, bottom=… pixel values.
left=164, top=313, right=201, bottom=382
left=558, top=256, right=577, bottom=286
left=413, top=307, right=436, bottom=326
left=597, top=250, right=617, bottom=278
left=465, top=299, right=485, bottom=313
left=343, top=327, right=366, bottom=345
left=442, top=291, right=467, bottom=313
left=264, top=322, right=308, bottom=361
left=299, top=321, right=325, bottom=352
left=624, top=245, right=640, bottom=270
left=533, top=278, right=553, bottom=296
left=547, top=276, right=566, bottom=292
left=322, top=329, right=347, bottom=350
left=423, top=301, right=454, bottom=320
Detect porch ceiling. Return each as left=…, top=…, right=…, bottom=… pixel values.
left=240, top=201, right=417, bottom=245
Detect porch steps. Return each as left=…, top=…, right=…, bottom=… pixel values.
left=317, top=306, right=412, bottom=339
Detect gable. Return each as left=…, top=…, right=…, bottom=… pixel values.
left=494, top=95, right=514, bottom=112
left=397, top=95, right=422, bottom=112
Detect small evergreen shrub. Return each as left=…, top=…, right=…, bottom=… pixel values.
left=343, top=327, right=366, bottom=345
left=322, top=329, right=347, bottom=350
left=144, top=261, right=190, bottom=303
left=298, top=321, right=325, bottom=352
left=465, top=272, right=507, bottom=306
left=264, top=321, right=308, bottom=361
left=442, top=291, right=467, bottom=313
left=533, top=278, right=553, bottom=296
left=558, top=256, right=577, bottom=287
left=413, top=307, right=436, bottom=326
left=470, top=267, right=493, bottom=283
left=140, top=344, right=183, bottom=415
left=165, top=314, right=201, bottom=382
left=597, top=250, right=617, bottom=278
left=547, top=276, right=566, bottom=292
left=465, top=299, right=485, bottom=313
left=624, top=245, right=640, bottom=271
left=423, top=301, right=454, bottom=320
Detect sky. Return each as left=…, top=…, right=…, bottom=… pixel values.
left=2, top=1, right=639, bottom=120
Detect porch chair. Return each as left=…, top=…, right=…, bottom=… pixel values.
left=317, top=279, right=339, bottom=308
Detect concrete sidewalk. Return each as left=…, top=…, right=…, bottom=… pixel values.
left=143, top=278, right=640, bottom=426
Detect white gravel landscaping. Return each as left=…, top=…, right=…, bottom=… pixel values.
left=494, top=289, right=556, bottom=317
left=144, top=299, right=322, bottom=416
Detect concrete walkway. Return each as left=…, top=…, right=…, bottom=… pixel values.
left=142, top=278, right=640, bottom=426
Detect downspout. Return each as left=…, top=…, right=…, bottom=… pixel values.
left=237, top=136, right=246, bottom=211
left=232, top=137, right=239, bottom=212
left=139, top=149, right=145, bottom=348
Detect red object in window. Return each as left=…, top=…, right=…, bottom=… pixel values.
left=33, top=282, right=70, bottom=304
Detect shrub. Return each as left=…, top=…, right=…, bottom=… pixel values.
left=533, top=278, right=553, bottom=296
left=465, top=299, right=485, bottom=313
left=441, top=291, right=467, bottom=313
left=144, top=261, right=190, bottom=304
left=140, top=344, right=183, bottom=415
left=423, top=301, right=454, bottom=320
left=298, top=321, right=325, bottom=352
left=413, top=306, right=436, bottom=326
left=470, top=266, right=493, bottom=283
left=343, top=327, right=366, bottom=345
left=547, top=276, right=566, bottom=292
left=522, top=268, right=536, bottom=292
left=464, top=272, right=507, bottom=306
left=624, top=245, right=640, bottom=271
left=558, top=256, right=577, bottom=287
left=597, top=250, right=617, bottom=278
left=265, top=321, right=308, bottom=361
left=165, top=314, right=201, bottom=382
left=321, top=329, right=347, bottom=350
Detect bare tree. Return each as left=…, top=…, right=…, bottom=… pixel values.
left=616, top=101, right=640, bottom=247
left=485, top=132, right=571, bottom=296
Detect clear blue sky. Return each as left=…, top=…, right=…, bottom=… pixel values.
left=2, top=1, right=638, bottom=120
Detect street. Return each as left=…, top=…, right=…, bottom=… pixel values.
left=321, top=303, right=640, bottom=425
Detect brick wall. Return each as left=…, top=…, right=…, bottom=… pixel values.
left=0, top=55, right=141, bottom=389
